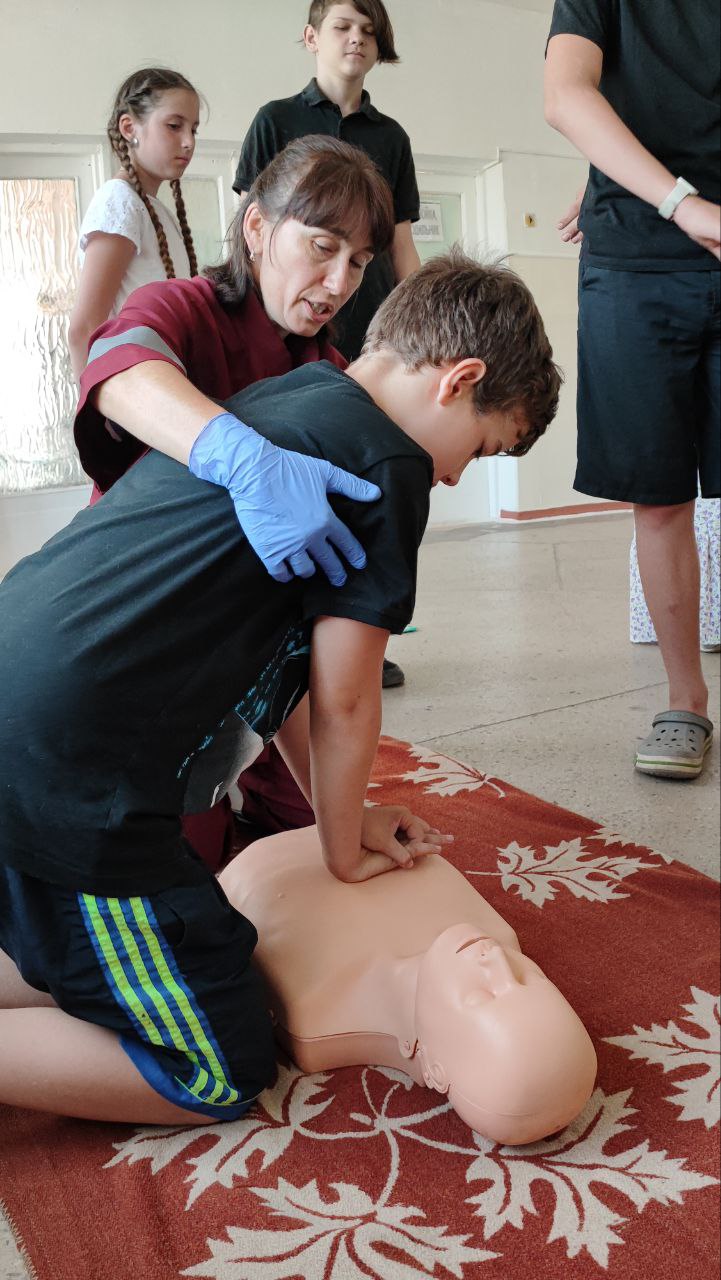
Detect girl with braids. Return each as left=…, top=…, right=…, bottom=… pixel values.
left=69, top=68, right=200, bottom=379
left=73, top=134, right=395, bottom=871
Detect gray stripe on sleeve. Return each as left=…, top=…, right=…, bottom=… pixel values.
left=87, top=326, right=187, bottom=374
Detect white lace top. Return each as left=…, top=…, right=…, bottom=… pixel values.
left=78, top=178, right=192, bottom=313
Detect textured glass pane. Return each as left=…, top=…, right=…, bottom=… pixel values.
left=169, top=175, right=226, bottom=272
left=413, top=191, right=464, bottom=264
left=0, top=177, right=84, bottom=494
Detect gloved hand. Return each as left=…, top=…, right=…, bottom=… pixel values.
left=188, top=412, right=381, bottom=586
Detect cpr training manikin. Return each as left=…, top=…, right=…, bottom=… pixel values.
left=219, top=826, right=597, bottom=1145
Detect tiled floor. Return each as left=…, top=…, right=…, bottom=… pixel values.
left=1, top=510, right=718, bottom=1277
left=383, top=513, right=719, bottom=879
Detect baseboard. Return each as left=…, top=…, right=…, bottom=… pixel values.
left=499, top=501, right=633, bottom=522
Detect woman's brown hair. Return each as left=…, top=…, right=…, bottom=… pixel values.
left=205, top=135, right=395, bottom=309
left=306, top=0, right=399, bottom=64
left=107, top=67, right=199, bottom=279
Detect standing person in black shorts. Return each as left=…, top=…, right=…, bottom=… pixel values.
left=235, top=0, right=422, bottom=689
left=545, top=0, right=720, bottom=780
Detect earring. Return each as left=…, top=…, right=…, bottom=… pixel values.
left=130, top=137, right=139, bottom=148
left=248, top=249, right=256, bottom=262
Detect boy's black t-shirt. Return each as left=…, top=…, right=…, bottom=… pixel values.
left=548, top=0, right=721, bottom=269
left=233, top=80, right=421, bottom=359
left=0, top=363, right=432, bottom=895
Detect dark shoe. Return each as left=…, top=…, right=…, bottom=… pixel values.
left=382, top=658, right=405, bottom=689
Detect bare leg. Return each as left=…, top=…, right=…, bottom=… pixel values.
left=0, top=1005, right=213, bottom=1125
left=633, top=500, right=709, bottom=716
left=0, top=946, right=55, bottom=1009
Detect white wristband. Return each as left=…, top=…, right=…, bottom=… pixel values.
left=658, top=177, right=699, bottom=221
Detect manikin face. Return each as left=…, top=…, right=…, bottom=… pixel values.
left=414, top=924, right=597, bottom=1142
left=304, top=3, right=379, bottom=83
left=120, top=89, right=200, bottom=185
left=245, top=210, right=375, bottom=337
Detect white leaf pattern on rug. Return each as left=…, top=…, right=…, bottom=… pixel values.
left=182, top=1179, right=498, bottom=1279
left=401, top=746, right=506, bottom=799
left=464, top=1087, right=718, bottom=1269
left=107, top=1065, right=334, bottom=1207
left=588, top=823, right=674, bottom=863
left=468, top=838, right=657, bottom=906
left=605, top=988, right=721, bottom=1128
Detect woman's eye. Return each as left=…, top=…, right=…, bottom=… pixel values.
left=312, top=241, right=333, bottom=255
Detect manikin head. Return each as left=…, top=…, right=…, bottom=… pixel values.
left=410, top=923, right=597, bottom=1144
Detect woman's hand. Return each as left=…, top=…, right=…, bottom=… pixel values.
left=189, top=412, right=382, bottom=586
left=326, top=805, right=453, bottom=884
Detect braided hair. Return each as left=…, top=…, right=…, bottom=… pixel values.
left=107, top=68, right=199, bottom=279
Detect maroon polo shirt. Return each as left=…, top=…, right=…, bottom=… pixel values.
left=75, top=275, right=346, bottom=494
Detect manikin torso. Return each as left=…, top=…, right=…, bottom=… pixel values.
left=219, top=826, right=597, bottom=1144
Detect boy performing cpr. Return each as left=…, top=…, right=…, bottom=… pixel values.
left=0, top=253, right=560, bottom=1127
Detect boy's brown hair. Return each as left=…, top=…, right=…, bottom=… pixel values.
left=307, top=0, right=400, bottom=64
left=363, top=249, right=562, bottom=455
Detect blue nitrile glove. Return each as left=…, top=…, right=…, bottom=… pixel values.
left=188, top=412, right=381, bottom=586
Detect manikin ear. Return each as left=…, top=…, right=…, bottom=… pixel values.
left=436, top=358, right=486, bottom=407
left=417, top=1042, right=450, bottom=1095
left=242, top=203, right=266, bottom=261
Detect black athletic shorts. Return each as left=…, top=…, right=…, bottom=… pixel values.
left=0, top=856, right=277, bottom=1119
left=575, top=263, right=720, bottom=506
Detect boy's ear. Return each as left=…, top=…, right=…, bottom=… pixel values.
left=437, top=359, right=487, bottom=406
left=303, top=23, right=320, bottom=52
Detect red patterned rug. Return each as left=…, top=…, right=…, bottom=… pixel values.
left=1, top=736, right=719, bottom=1280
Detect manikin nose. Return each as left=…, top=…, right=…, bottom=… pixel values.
left=459, top=937, right=518, bottom=995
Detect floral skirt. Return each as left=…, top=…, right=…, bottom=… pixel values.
left=629, top=498, right=720, bottom=649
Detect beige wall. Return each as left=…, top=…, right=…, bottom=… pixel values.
left=1, top=0, right=587, bottom=526
left=1, top=0, right=567, bottom=160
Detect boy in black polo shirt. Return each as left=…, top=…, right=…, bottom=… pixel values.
left=236, top=2, right=421, bottom=692
left=0, top=253, right=560, bottom=1127
left=235, top=1, right=420, bottom=364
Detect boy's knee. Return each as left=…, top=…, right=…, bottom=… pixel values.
left=634, top=500, right=695, bottom=533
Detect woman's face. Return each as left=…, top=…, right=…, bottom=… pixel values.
left=249, top=213, right=375, bottom=338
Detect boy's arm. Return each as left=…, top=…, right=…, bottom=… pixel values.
left=309, top=615, right=386, bottom=879
left=308, top=616, right=443, bottom=882
left=544, top=34, right=721, bottom=256
left=390, top=221, right=421, bottom=282
left=274, top=695, right=312, bottom=803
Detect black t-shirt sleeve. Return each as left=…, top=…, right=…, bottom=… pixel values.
left=301, top=454, right=431, bottom=633
left=233, top=106, right=281, bottom=194
left=394, top=131, right=421, bottom=224
left=548, top=0, right=610, bottom=50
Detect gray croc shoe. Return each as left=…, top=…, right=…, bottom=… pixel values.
left=635, top=710, right=714, bottom=779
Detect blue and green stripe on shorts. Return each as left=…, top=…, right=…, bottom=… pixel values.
left=78, top=892, right=252, bottom=1118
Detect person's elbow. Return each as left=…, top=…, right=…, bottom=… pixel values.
left=543, top=75, right=570, bottom=132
